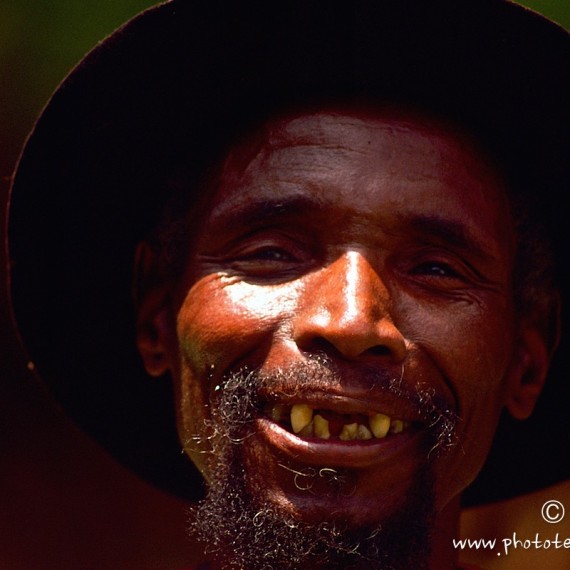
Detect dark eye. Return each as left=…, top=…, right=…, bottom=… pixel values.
left=403, top=257, right=478, bottom=295
left=228, top=242, right=307, bottom=280
left=247, top=247, right=294, bottom=262
left=411, top=262, right=460, bottom=278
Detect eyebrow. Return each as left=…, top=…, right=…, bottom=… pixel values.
left=403, top=213, right=497, bottom=261
left=207, top=196, right=500, bottom=262
left=207, top=195, right=322, bottom=231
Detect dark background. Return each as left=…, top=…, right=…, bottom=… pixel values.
left=1, top=2, right=568, bottom=568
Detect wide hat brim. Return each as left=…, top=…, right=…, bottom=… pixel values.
left=7, top=0, right=570, bottom=505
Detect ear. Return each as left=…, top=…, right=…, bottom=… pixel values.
left=133, top=241, right=176, bottom=377
left=504, top=324, right=551, bottom=420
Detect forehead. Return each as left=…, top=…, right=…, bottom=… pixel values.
left=204, top=110, right=513, bottom=254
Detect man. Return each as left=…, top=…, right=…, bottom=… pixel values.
left=6, top=1, right=569, bottom=568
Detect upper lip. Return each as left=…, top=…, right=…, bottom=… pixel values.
left=259, top=387, right=429, bottom=425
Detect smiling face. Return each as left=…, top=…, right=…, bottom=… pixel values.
left=137, top=109, right=549, bottom=567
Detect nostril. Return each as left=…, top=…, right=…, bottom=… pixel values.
left=367, top=345, right=391, bottom=357
left=301, top=336, right=394, bottom=361
left=309, top=337, right=342, bottom=358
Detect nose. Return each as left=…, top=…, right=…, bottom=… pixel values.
left=293, top=251, right=407, bottom=363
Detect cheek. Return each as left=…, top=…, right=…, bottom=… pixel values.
left=174, top=275, right=301, bottom=467
left=177, top=275, right=301, bottom=372
left=401, top=293, right=516, bottom=396
left=402, top=298, right=516, bottom=504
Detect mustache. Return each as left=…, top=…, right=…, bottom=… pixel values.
left=208, top=354, right=458, bottom=457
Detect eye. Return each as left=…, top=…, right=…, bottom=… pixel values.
left=411, top=262, right=462, bottom=279
left=398, top=253, right=477, bottom=294
left=245, top=247, right=295, bottom=262
left=225, top=236, right=312, bottom=280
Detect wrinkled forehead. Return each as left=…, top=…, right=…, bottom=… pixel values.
left=216, top=107, right=507, bottom=193
left=205, top=108, right=513, bottom=246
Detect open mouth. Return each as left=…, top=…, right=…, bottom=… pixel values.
left=268, top=403, right=413, bottom=442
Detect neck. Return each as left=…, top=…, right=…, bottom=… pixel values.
left=428, top=495, right=462, bottom=569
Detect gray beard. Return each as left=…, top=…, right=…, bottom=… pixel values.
left=187, top=357, right=457, bottom=569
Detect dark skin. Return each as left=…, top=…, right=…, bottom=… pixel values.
left=136, top=110, right=551, bottom=569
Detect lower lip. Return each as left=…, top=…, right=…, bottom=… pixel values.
left=256, top=418, right=425, bottom=468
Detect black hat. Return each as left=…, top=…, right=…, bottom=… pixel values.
left=7, top=0, right=569, bottom=505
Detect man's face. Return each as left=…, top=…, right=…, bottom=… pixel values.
left=149, top=110, right=532, bottom=563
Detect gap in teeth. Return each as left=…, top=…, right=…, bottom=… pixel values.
left=274, top=404, right=410, bottom=441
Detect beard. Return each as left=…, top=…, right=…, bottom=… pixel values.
left=187, top=356, right=458, bottom=569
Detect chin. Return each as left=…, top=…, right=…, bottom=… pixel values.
left=189, top=449, right=436, bottom=569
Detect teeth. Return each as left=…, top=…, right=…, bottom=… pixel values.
left=285, top=405, right=409, bottom=440
left=290, top=404, right=313, bottom=434
left=390, top=419, right=404, bottom=434
left=314, top=414, right=331, bottom=439
left=369, top=413, right=391, bottom=438
left=299, top=420, right=314, bottom=437
left=357, top=424, right=373, bottom=440
left=339, top=422, right=359, bottom=441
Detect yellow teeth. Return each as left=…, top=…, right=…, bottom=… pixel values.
left=369, top=413, right=391, bottom=438
left=357, top=424, right=373, bottom=440
left=314, top=414, right=331, bottom=439
left=280, top=404, right=410, bottom=440
left=290, top=404, right=313, bottom=434
left=339, top=422, right=359, bottom=441
left=390, top=419, right=405, bottom=434
left=298, top=420, right=314, bottom=437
